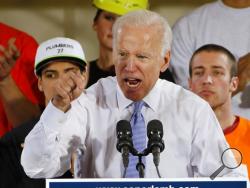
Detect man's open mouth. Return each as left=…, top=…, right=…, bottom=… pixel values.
left=125, top=78, right=142, bottom=88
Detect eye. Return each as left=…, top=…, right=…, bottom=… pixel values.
left=44, top=72, right=57, bottom=79
left=118, top=51, right=128, bottom=58
left=105, top=15, right=115, bottom=22
left=67, top=68, right=81, bottom=74
left=213, top=70, right=224, bottom=76
left=193, top=71, right=203, bottom=77
left=136, top=54, right=150, bottom=62
left=136, top=54, right=148, bottom=59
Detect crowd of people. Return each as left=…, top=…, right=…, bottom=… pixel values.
left=0, top=0, right=249, bottom=187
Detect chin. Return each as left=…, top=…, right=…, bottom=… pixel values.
left=206, top=100, right=217, bottom=108
left=124, top=92, right=142, bottom=101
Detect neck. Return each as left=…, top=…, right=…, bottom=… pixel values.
left=97, top=47, right=114, bottom=71
left=213, top=99, right=235, bottom=130
left=222, top=0, right=250, bottom=8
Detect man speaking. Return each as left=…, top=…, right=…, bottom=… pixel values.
left=21, top=10, right=245, bottom=178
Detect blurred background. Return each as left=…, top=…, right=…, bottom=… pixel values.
left=0, top=0, right=214, bottom=61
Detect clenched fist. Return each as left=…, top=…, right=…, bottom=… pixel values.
left=52, top=71, right=86, bottom=112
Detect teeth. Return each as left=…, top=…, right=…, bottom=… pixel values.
left=127, top=78, right=136, bottom=81
left=125, top=78, right=140, bottom=88
left=127, top=82, right=139, bottom=88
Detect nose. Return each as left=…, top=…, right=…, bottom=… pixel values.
left=124, top=57, right=136, bottom=72
left=203, top=74, right=213, bottom=84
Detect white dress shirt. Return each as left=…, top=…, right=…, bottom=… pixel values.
left=21, top=77, right=244, bottom=178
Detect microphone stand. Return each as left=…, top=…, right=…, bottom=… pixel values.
left=134, top=149, right=150, bottom=178
left=136, top=154, right=145, bottom=178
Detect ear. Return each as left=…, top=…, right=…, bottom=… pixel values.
left=37, top=77, right=43, bottom=92
left=229, top=76, right=239, bottom=93
left=92, top=21, right=98, bottom=31
left=82, top=69, right=89, bottom=89
left=160, top=51, right=171, bottom=73
left=188, top=78, right=192, bottom=90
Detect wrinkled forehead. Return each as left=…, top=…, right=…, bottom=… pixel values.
left=117, top=23, right=161, bottom=38
left=116, top=24, right=162, bottom=52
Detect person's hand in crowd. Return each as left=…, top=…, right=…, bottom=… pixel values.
left=52, top=71, right=86, bottom=112
left=235, top=52, right=250, bottom=95
left=0, top=38, right=20, bottom=82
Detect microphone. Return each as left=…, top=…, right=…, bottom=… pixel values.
left=147, top=120, right=165, bottom=167
left=116, top=120, right=133, bottom=169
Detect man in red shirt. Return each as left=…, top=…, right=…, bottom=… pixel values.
left=0, top=22, right=44, bottom=136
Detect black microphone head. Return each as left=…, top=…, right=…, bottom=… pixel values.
left=116, top=120, right=133, bottom=153
left=116, top=120, right=132, bottom=138
left=147, top=119, right=165, bottom=153
left=147, top=119, right=163, bottom=138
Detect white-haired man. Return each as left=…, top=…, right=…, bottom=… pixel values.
left=22, top=10, right=245, bottom=179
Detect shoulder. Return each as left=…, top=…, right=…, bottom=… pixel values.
left=15, top=32, right=38, bottom=50
left=158, top=80, right=203, bottom=100
left=173, top=1, right=219, bottom=29
left=80, top=76, right=117, bottom=106
left=88, top=59, right=98, bottom=69
left=86, top=76, right=116, bottom=94
left=154, top=80, right=216, bottom=133
left=0, top=23, right=37, bottom=46
left=0, top=22, right=22, bottom=36
left=239, top=116, right=250, bottom=127
left=0, top=118, right=39, bottom=145
left=157, top=79, right=209, bottom=111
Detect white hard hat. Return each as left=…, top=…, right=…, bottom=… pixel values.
left=35, top=37, right=87, bottom=75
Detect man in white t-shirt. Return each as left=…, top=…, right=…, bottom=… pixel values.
left=170, top=0, right=250, bottom=119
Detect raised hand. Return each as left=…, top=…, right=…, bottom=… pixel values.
left=0, top=38, right=20, bottom=81
left=52, top=71, right=86, bottom=112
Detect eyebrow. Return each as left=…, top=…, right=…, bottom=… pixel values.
left=192, top=66, right=204, bottom=70
left=192, top=65, right=225, bottom=70
left=43, top=67, right=78, bottom=72
left=211, top=65, right=225, bottom=70
left=64, top=67, right=79, bottom=72
left=42, top=69, right=56, bottom=74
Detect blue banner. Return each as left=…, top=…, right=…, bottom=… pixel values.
left=47, top=178, right=248, bottom=188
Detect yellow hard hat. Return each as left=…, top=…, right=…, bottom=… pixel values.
left=92, top=0, right=149, bottom=16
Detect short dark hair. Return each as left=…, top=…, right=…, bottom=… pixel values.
left=37, top=59, right=86, bottom=77
left=93, top=9, right=103, bottom=22
left=189, top=44, right=237, bottom=78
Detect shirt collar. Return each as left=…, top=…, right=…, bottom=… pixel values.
left=142, top=79, right=160, bottom=112
left=116, top=82, right=133, bottom=110
left=116, top=79, right=161, bottom=112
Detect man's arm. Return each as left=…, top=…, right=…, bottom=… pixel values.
left=21, top=70, right=87, bottom=178
left=190, top=102, right=246, bottom=178
left=0, top=38, right=41, bottom=127
left=234, top=52, right=250, bottom=95
left=21, top=95, right=90, bottom=178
